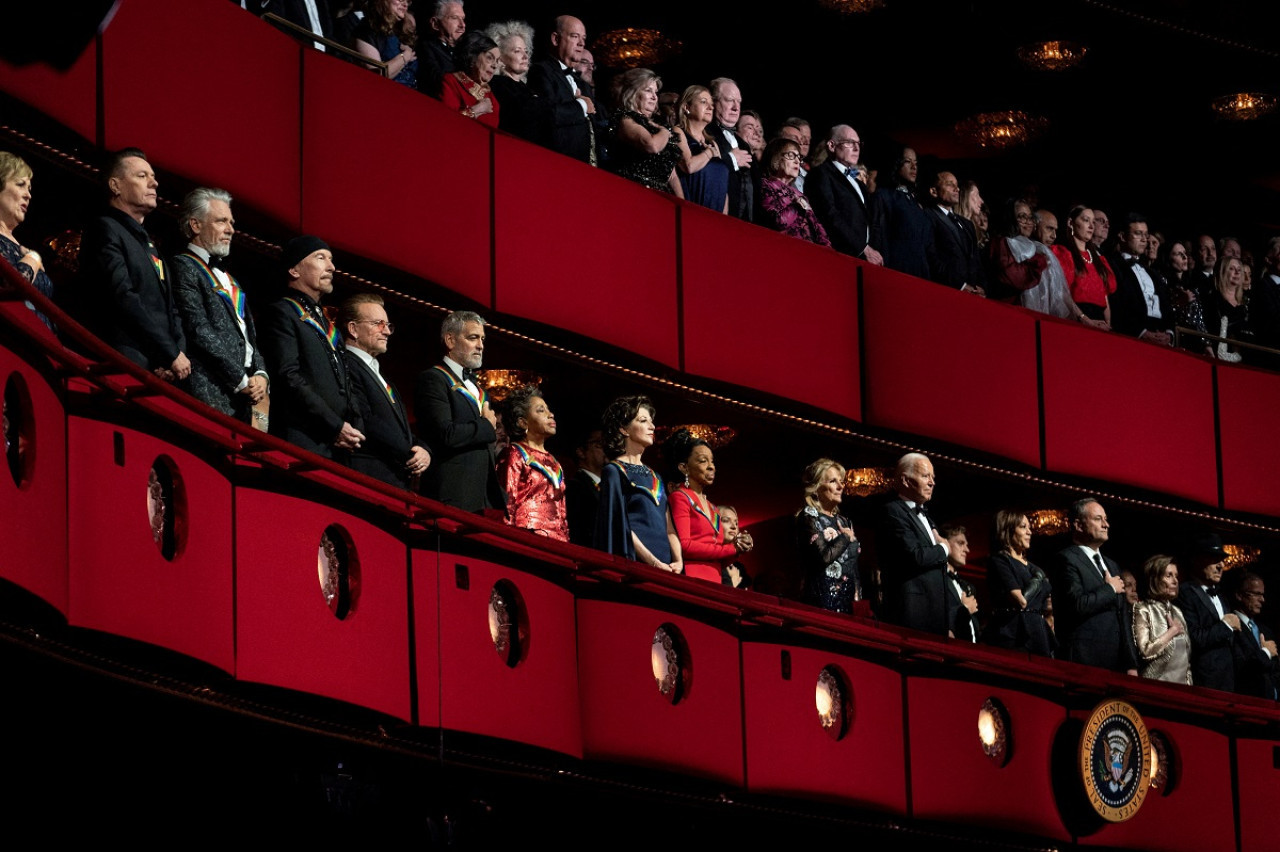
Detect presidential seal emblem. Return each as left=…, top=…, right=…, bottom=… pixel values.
left=1079, top=700, right=1151, bottom=822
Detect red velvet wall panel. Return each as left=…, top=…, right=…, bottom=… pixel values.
left=236, top=488, right=412, bottom=721
left=906, top=678, right=1071, bottom=841
left=577, top=599, right=744, bottom=785
left=1076, top=717, right=1233, bottom=851
left=1216, top=363, right=1280, bottom=516
left=0, top=39, right=97, bottom=142
left=740, top=642, right=906, bottom=811
left=436, top=552, right=582, bottom=757
left=409, top=547, right=441, bottom=729
left=0, top=347, right=68, bottom=614
left=1235, top=736, right=1280, bottom=852
left=66, top=418, right=234, bottom=673
left=493, top=136, right=681, bottom=369
left=301, top=55, right=492, bottom=304
left=1041, top=321, right=1217, bottom=505
left=862, top=271, right=1041, bottom=466
left=681, top=206, right=862, bottom=420
left=100, top=0, right=301, bottom=227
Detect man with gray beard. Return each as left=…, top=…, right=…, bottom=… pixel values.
left=171, top=188, right=269, bottom=425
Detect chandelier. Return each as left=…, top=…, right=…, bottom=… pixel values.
left=1016, top=40, right=1088, bottom=71
left=818, top=0, right=886, bottom=13
left=1210, top=92, right=1276, bottom=121
left=1026, top=509, right=1069, bottom=537
left=655, top=424, right=737, bottom=449
left=955, top=110, right=1049, bottom=149
left=1222, top=543, right=1261, bottom=570
left=843, top=467, right=893, bottom=497
left=474, top=369, right=541, bottom=402
left=592, top=28, right=680, bottom=68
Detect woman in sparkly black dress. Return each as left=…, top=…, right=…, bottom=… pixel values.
left=0, top=152, right=54, bottom=331
left=594, top=395, right=683, bottom=574
left=497, top=385, right=568, bottom=541
left=794, top=458, right=861, bottom=614
left=608, top=68, right=684, bottom=197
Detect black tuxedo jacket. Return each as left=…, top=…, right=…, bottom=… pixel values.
left=258, top=292, right=357, bottom=459
left=170, top=252, right=266, bottom=421
left=925, top=206, right=985, bottom=291
left=80, top=208, right=186, bottom=371
left=343, top=350, right=422, bottom=489
left=1232, top=615, right=1279, bottom=699
left=416, top=37, right=454, bottom=98
left=527, top=56, right=592, bottom=163
left=565, top=469, right=601, bottom=547
left=806, top=160, right=875, bottom=260
left=1051, top=546, right=1137, bottom=672
left=709, top=121, right=753, bottom=222
left=414, top=363, right=505, bottom=512
left=1177, top=583, right=1237, bottom=692
left=1108, top=253, right=1172, bottom=338
left=875, top=498, right=950, bottom=635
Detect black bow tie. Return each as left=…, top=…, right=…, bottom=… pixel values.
left=563, top=67, right=576, bottom=77
left=913, top=503, right=930, bottom=517
left=461, top=367, right=479, bottom=383
left=1205, top=585, right=1219, bottom=598
left=206, top=254, right=225, bottom=270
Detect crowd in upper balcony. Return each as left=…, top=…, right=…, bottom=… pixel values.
left=3, top=0, right=1279, bottom=706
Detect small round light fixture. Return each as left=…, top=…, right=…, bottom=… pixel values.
left=815, top=666, right=851, bottom=740
left=651, top=623, right=689, bottom=704
left=955, top=110, right=1049, bottom=149
left=1148, top=730, right=1175, bottom=794
left=488, top=579, right=528, bottom=667
left=1016, top=40, right=1088, bottom=71
left=1211, top=92, right=1276, bottom=121
left=146, top=456, right=186, bottom=561
left=3, top=372, right=35, bottom=489
left=317, top=524, right=360, bottom=619
left=978, top=696, right=1011, bottom=766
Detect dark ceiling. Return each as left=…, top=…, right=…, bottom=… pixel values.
left=481, top=0, right=1280, bottom=245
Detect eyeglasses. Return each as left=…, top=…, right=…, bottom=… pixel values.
left=781, top=151, right=802, bottom=161
left=834, top=139, right=861, bottom=149
left=1015, top=213, right=1034, bottom=222
left=357, top=319, right=395, bottom=333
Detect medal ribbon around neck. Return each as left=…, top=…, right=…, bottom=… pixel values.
left=185, top=252, right=245, bottom=320
left=612, top=460, right=664, bottom=506
left=679, top=488, right=720, bottom=534
left=514, top=443, right=563, bottom=489
left=432, top=364, right=486, bottom=411
left=283, top=297, right=341, bottom=351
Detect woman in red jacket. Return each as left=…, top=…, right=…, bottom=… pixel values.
left=664, top=429, right=752, bottom=582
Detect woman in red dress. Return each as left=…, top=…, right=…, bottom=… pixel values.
left=441, top=32, right=501, bottom=129
left=497, top=385, right=568, bottom=541
left=1050, top=206, right=1115, bottom=330
left=664, top=429, right=752, bottom=582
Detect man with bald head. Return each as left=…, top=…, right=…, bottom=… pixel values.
left=806, top=124, right=884, bottom=265
left=874, top=453, right=951, bottom=634
left=528, top=15, right=596, bottom=164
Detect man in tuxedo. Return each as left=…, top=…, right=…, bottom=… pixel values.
left=527, top=15, right=595, bottom=164
left=1231, top=573, right=1278, bottom=700
left=1191, top=233, right=1217, bottom=291
left=339, top=294, right=430, bottom=489
left=1108, top=213, right=1173, bottom=345
left=565, top=427, right=605, bottom=547
left=1050, top=498, right=1137, bottom=673
left=938, top=523, right=980, bottom=643
left=1177, top=533, right=1242, bottom=692
left=708, top=78, right=753, bottom=222
left=874, top=453, right=951, bottom=635
left=415, top=310, right=505, bottom=513
left=171, top=188, right=269, bottom=425
left=416, top=0, right=465, bottom=98
left=806, top=125, right=884, bottom=265
left=259, top=236, right=364, bottom=459
left=79, top=148, right=191, bottom=382
left=924, top=170, right=984, bottom=293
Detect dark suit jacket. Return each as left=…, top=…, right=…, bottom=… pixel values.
left=925, top=206, right=986, bottom=291
left=414, top=363, right=505, bottom=512
left=527, top=56, right=592, bottom=162
left=343, top=350, right=422, bottom=489
left=1108, top=253, right=1173, bottom=338
left=170, top=252, right=266, bottom=421
left=1177, top=583, right=1237, bottom=692
left=80, top=208, right=186, bottom=371
left=565, top=469, right=601, bottom=547
left=806, top=160, right=875, bottom=260
left=948, top=571, right=980, bottom=642
left=416, top=37, right=454, bottom=98
left=874, top=498, right=950, bottom=635
left=1232, top=615, right=1278, bottom=700
left=709, top=121, right=753, bottom=222
left=261, top=0, right=332, bottom=38
left=258, top=291, right=356, bottom=459
left=1051, top=546, right=1137, bottom=672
